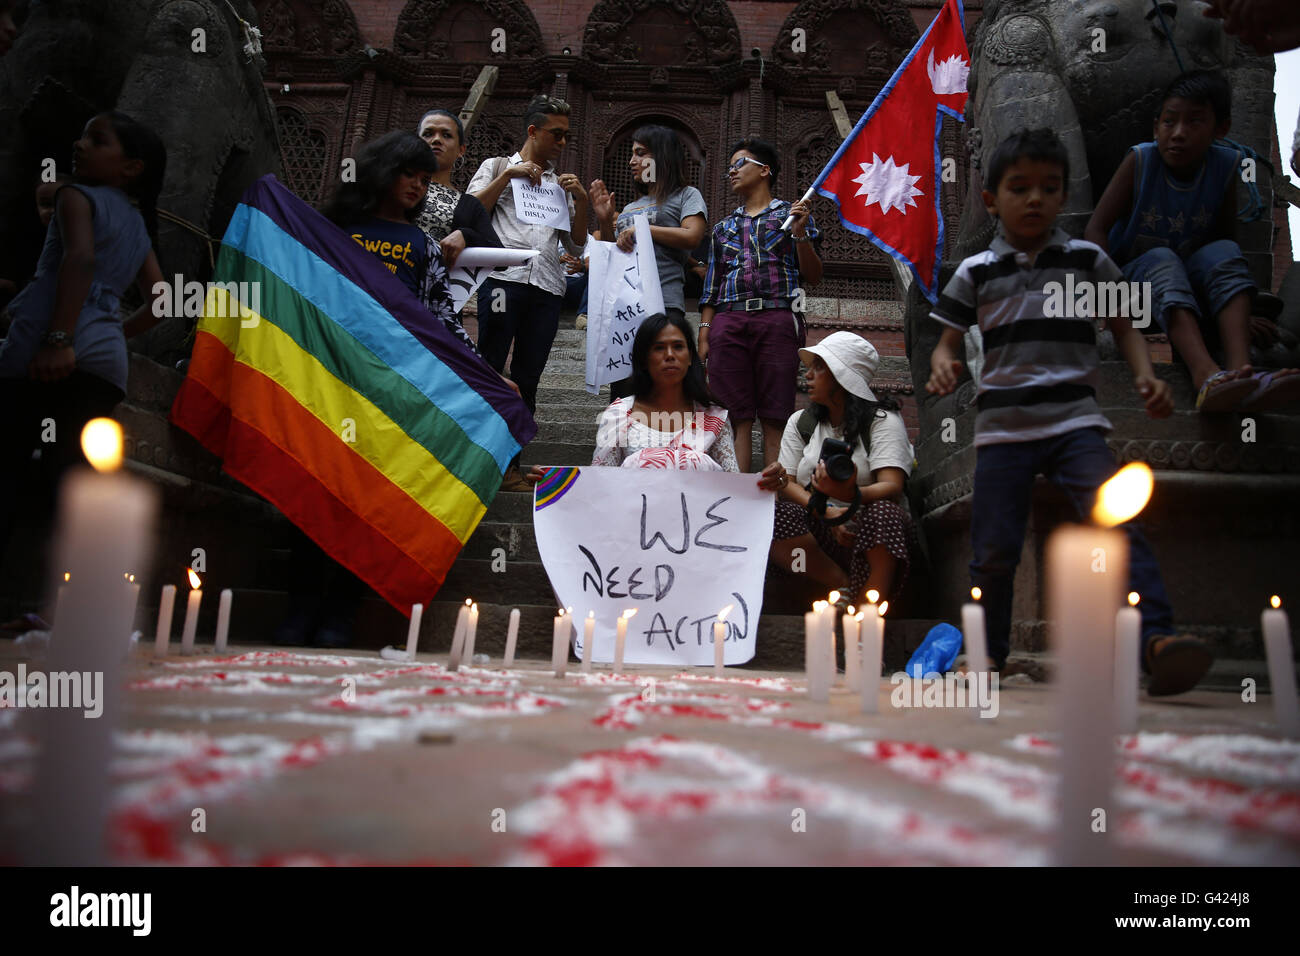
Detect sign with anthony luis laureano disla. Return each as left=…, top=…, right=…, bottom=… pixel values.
left=509, top=178, right=572, bottom=229
left=533, top=468, right=774, bottom=666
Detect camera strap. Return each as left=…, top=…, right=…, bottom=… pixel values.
left=806, top=484, right=861, bottom=526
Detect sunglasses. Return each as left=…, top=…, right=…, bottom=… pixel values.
left=727, top=156, right=768, bottom=175
left=539, top=126, right=573, bottom=143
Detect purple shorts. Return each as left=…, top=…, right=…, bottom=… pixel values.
left=706, top=308, right=802, bottom=421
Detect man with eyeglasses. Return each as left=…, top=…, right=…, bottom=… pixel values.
left=699, top=137, right=822, bottom=472
left=468, top=93, right=590, bottom=489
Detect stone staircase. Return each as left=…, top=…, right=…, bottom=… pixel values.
left=5, top=307, right=1293, bottom=687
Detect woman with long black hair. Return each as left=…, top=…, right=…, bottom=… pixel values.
left=587, top=125, right=707, bottom=392
left=769, top=332, right=916, bottom=607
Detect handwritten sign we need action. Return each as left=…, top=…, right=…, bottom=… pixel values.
left=534, top=468, right=774, bottom=666
left=509, top=178, right=571, bottom=229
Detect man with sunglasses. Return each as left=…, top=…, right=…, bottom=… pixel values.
left=699, top=137, right=822, bottom=472
left=469, top=94, right=590, bottom=489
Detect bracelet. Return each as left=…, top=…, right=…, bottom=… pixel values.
left=699, top=322, right=711, bottom=329
left=792, top=234, right=812, bottom=243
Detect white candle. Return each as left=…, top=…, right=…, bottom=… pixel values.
left=504, top=608, right=520, bottom=666
left=126, top=575, right=141, bottom=644
left=825, top=591, right=840, bottom=684
left=581, top=611, right=596, bottom=672
left=614, top=608, right=636, bottom=674
left=1113, top=592, right=1141, bottom=735
left=713, top=604, right=734, bottom=675
left=804, top=610, right=816, bottom=680
left=214, top=588, right=233, bottom=654
left=154, top=584, right=176, bottom=657
left=962, top=587, right=988, bottom=677
left=843, top=607, right=861, bottom=692
left=462, top=602, right=479, bottom=665
left=1049, top=524, right=1125, bottom=865
left=30, top=418, right=157, bottom=864
left=180, top=568, right=202, bottom=656
left=404, top=602, right=424, bottom=659
left=862, top=607, right=884, bottom=713
left=447, top=599, right=470, bottom=671
left=1262, top=596, right=1299, bottom=736
left=553, top=609, right=571, bottom=677
left=808, top=601, right=829, bottom=702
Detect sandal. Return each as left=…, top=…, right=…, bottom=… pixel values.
left=1144, top=634, right=1213, bottom=697
left=1239, top=368, right=1300, bottom=413
left=1195, top=369, right=1257, bottom=412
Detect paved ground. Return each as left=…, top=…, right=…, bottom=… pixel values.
left=1, top=640, right=1298, bottom=866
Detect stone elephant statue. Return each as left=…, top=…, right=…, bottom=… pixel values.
left=0, top=0, right=282, bottom=366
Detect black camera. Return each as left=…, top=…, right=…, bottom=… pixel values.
left=819, top=437, right=855, bottom=482
left=806, top=437, right=858, bottom=523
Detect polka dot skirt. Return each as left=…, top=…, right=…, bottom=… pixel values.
left=773, top=498, right=917, bottom=598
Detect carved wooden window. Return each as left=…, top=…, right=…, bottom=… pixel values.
left=276, top=107, right=329, bottom=205
left=625, top=7, right=695, bottom=66
left=822, top=11, right=891, bottom=74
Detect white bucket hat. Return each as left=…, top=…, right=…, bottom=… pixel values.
left=799, top=331, right=880, bottom=402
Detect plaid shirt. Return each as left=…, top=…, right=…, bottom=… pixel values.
left=699, top=198, right=820, bottom=308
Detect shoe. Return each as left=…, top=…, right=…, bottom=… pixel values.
left=312, top=615, right=354, bottom=649
left=273, top=607, right=315, bottom=647
left=499, top=466, right=533, bottom=493
left=575, top=313, right=587, bottom=330
left=1144, top=634, right=1213, bottom=697
left=1239, top=368, right=1300, bottom=412
left=1195, top=368, right=1257, bottom=412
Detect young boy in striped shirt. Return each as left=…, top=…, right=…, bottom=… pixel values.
left=926, top=128, right=1212, bottom=696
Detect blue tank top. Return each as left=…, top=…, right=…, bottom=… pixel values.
left=0, top=184, right=151, bottom=392
left=1106, top=142, right=1238, bottom=266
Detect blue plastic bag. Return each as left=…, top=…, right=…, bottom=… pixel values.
left=904, top=622, right=964, bottom=678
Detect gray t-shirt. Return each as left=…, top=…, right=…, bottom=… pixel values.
left=614, top=186, right=707, bottom=313
left=0, top=184, right=150, bottom=392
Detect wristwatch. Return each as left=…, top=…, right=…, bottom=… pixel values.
left=42, top=330, right=74, bottom=348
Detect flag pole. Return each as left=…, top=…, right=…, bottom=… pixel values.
left=779, top=186, right=817, bottom=233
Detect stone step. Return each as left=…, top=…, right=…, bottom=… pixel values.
left=462, top=520, right=539, bottom=562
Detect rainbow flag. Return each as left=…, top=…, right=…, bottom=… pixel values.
left=171, top=175, right=536, bottom=614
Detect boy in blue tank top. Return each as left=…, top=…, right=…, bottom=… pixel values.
left=1086, top=69, right=1300, bottom=413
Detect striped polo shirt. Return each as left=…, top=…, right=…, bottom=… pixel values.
left=930, top=228, right=1121, bottom=446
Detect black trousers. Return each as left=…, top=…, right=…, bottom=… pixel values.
left=0, top=371, right=125, bottom=588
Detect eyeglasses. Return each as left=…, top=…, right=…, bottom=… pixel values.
left=727, top=156, right=768, bottom=175
left=539, top=126, right=573, bottom=143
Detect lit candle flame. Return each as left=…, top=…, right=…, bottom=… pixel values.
left=1128, top=591, right=1140, bottom=607
left=717, top=603, right=734, bottom=623
left=129, top=574, right=135, bottom=583
left=813, top=601, right=827, bottom=613
left=623, top=608, right=638, bottom=620
left=81, top=418, right=123, bottom=473
left=187, top=568, right=202, bottom=590
left=1272, top=595, right=1282, bottom=610
left=828, top=590, right=841, bottom=605
left=465, top=598, right=472, bottom=606
left=63, top=572, right=70, bottom=582
left=971, top=587, right=982, bottom=601
left=878, top=601, right=889, bottom=617
left=587, top=610, right=594, bottom=619
left=471, top=603, right=478, bottom=612
left=866, top=589, right=880, bottom=604
left=854, top=612, right=865, bottom=623
left=846, top=605, right=856, bottom=616
left=1093, top=462, right=1154, bottom=527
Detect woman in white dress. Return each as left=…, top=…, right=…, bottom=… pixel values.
left=527, top=312, right=788, bottom=485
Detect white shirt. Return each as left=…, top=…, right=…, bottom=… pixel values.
left=778, top=409, right=913, bottom=506
left=467, top=151, right=582, bottom=296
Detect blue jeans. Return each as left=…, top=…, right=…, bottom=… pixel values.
left=1121, top=239, right=1255, bottom=333
left=476, top=278, right=562, bottom=414
left=970, top=427, right=1174, bottom=667
left=563, top=272, right=588, bottom=315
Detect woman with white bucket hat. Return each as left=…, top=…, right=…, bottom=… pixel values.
left=768, top=331, right=917, bottom=606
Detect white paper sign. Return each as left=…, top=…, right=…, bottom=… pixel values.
left=509, top=178, right=571, bottom=229
left=584, top=213, right=664, bottom=394
left=533, top=468, right=773, bottom=666
left=445, top=247, right=539, bottom=313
